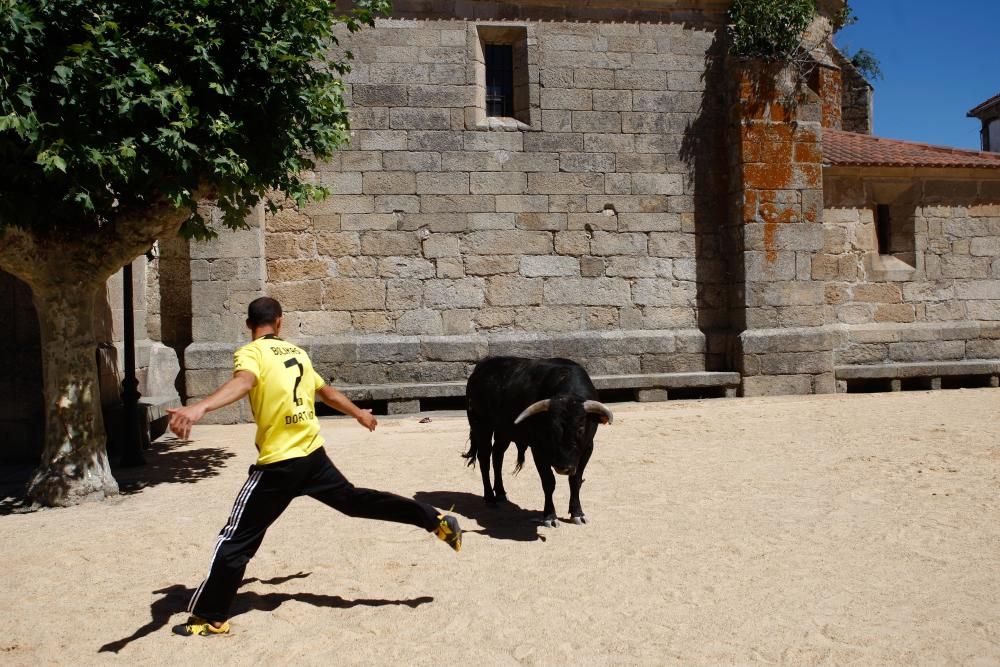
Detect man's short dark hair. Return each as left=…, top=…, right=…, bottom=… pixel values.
left=247, top=297, right=282, bottom=327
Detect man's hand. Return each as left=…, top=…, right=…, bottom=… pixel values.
left=167, top=403, right=207, bottom=440
left=356, top=409, right=377, bottom=432
left=317, top=385, right=378, bottom=432
left=166, top=372, right=255, bottom=440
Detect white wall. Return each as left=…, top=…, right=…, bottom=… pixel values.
left=989, top=118, right=1000, bottom=153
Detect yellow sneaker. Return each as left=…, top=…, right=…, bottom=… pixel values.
left=173, top=616, right=231, bottom=637
left=434, top=514, right=462, bottom=552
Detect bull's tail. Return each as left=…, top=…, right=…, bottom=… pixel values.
left=513, top=442, right=528, bottom=474
left=461, top=431, right=477, bottom=467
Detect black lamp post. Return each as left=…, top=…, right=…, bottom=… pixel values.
left=118, top=259, right=146, bottom=467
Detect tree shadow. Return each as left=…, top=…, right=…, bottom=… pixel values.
left=98, top=571, right=433, bottom=654
left=0, top=464, right=35, bottom=515
left=0, top=437, right=235, bottom=514
left=415, top=490, right=545, bottom=543
left=114, top=437, right=236, bottom=494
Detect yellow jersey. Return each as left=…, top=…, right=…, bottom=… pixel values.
left=233, top=335, right=326, bottom=465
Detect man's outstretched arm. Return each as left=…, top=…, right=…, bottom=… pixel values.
left=167, top=371, right=257, bottom=440
left=316, top=385, right=378, bottom=432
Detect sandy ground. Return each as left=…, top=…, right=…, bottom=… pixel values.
left=1, top=389, right=999, bottom=666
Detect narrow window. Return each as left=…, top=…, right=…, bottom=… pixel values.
left=470, top=25, right=535, bottom=130
left=484, top=44, right=514, bottom=118
left=875, top=204, right=891, bottom=254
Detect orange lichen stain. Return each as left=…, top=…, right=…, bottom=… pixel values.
left=793, top=142, right=822, bottom=163
left=746, top=141, right=792, bottom=163
left=759, top=203, right=799, bottom=225
left=817, top=68, right=843, bottom=129
left=756, top=189, right=789, bottom=204
left=764, top=221, right=778, bottom=263
left=744, top=164, right=793, bottom=190
left=768, top=102, right=796, bottom=122
left=793, top=164, right=823, bottom=188
left=793, top=124, right=821, bottom=143
left=759, top=202, right=802, bottom=263
left=743, top=123, right=796, bottom=144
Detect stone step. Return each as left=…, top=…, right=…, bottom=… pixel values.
left=835, top=360, right=1000, bottom=379
left=836, top=361, right=1000, bottom=392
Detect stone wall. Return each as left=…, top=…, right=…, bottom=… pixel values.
left=256, top=5, right=732, bottom=389
left=823, top=169, right=1000, bottom=365
left=726, top=62, right=838, bottom=396
left=184, top=206, right=268, bottom=423
left=833, top=50, right=873, bottom=135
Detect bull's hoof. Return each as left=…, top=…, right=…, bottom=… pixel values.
left=485, top=494, right=507, bottom=507
left=572, top=514, right=587, bottom=525
left=541, top=514, right=559, bottom=528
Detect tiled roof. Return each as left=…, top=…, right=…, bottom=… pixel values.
left=822, top=129, right=1000, bottom=169
left=968, top=92, right=1000, bottom=117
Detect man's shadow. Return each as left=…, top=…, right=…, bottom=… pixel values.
left=414, top=491, right=545, bottom=542
left=98, top=572, right=433, bottom=653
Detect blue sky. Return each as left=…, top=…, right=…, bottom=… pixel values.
left=835, top=1, right=999, bottom=150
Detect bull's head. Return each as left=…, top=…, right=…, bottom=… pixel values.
left=513, top=396, right=613, bottom=476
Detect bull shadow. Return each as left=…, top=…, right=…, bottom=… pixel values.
left=98, top=571, right=433, bottom=654
left=415, top=490, right=546, bottom=543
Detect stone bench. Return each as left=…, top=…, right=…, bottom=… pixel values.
left=140, top=395, right=182, bottom=441
left=835, top=361, right=1000, bottom=392
left=339, top=371, right=741, bottom=414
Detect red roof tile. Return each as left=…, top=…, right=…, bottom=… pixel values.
left=968, top=92, right=1000, bottom=117
left=822, top=129, right=1000, bottom=169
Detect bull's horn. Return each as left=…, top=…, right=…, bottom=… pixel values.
left=583, top=400, right=614, bottom=425
left=514, top=399, right=551, bottom=425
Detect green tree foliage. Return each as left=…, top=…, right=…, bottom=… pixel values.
left=834, top=0, right=857, bottom=31
left=726, top=0, right=816, bottom=60
left=0, top=0, right=390, bottom=506
left=849, top=48, right=883, bottom=82
left=0, top=0, right=391, bottom=240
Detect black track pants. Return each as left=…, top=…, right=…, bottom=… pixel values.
left=188, top=447, right=441, bottom=622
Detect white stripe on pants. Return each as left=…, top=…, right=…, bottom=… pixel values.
left=188, top=470, right=263, bottom=613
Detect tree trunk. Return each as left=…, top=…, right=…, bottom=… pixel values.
left=0, top=188, right=211, bottom=506
left=27, top=280, right=119, bottom=505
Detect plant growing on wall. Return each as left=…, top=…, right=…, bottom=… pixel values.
left=726, top=0, right=817, bottom=61
left=0, top=0, right=391, bottom=506
left=848, top=48, right=883, bottom=82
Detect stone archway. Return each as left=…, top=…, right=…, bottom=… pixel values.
left=0, top=269, right=44, bottom=463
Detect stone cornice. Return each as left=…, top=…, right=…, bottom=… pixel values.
left=389, top=0, right=731, bottom=20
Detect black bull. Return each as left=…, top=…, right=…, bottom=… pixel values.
left=463, top=357, right=613, bottom=527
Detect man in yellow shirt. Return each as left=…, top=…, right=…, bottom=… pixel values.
left=167, top=297, right=461, bottom=637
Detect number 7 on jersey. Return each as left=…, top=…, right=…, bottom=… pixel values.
left=284, top=357, right=304, bottom=406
